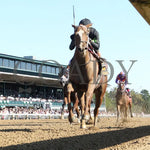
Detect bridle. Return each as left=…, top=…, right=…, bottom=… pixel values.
left=118, top=81, right=125, bottom=93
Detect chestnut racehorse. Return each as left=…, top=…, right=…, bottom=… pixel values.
left=69, top=24, right=107, bottom=128
left=116, top=81, right=133, bottom=123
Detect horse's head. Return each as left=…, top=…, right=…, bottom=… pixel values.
left=72, top=24, right=92, bottom=52
left=60, top=75, right=68, bottom=87
left=59, top=67, right=69, bottom=87
left=118, top=81, right=125, bottom=93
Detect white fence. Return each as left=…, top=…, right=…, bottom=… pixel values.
left=0, top=113, right=68, bottom=120
left=0, top=113, right=149, bottom=120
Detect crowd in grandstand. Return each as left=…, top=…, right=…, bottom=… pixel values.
left=0, top=106, right=70, bottom=120
left=0, top=107, right=65, bottom=115
left=0, top=94, right=63, bottom=103
left=0, top=93, right=68, bottom=120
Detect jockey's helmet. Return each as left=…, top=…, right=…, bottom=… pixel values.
left=79, top=18, right=92, bottom=25
left=120, top=71, right=125, bottom=76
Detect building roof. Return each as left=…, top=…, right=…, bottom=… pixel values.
left=129, top=0, right=150, bottom=25
left=0, top=53, right=64, bottom=67
left=0, top=53, right=63, bottom=88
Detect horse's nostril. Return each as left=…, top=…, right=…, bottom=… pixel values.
left=78, top=48, right=82, bottom=52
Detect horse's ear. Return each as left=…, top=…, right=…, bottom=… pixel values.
left=86, top=23, right=92, bottom=28
left=72, top=25, right=77, bottom=28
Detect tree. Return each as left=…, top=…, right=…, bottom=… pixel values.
left=130, top=90, right=144, bottom=113
left=140, top=89, right=150, bottom=113
left=105, top=88, right=117, bottom=112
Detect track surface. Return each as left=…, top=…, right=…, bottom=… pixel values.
left=0, top=117, right=150, bottom=150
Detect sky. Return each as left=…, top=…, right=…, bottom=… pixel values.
left=0, top=0, right=150, bottom=93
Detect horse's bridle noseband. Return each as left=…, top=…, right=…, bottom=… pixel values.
left=77, top=41, right=89, bottom=52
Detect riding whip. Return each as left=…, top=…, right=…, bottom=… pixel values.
left=73, top=5, right=75, bottom=26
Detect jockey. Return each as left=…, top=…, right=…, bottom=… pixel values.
left=116, top=72, right=131, bottom=97
left=115, top=71, right=127, bottom=85
left=69, top=18, right=101, bottom=59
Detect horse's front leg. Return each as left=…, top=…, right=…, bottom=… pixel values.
left=61, top=97, right=67, bottom=119
left=129, top=105, right=133, bottom=118
left=129, top=100, right=133, bottom=118
left=124, top=107, right=128, bottom=122
left=67, top=91, right=75, bottom=124
left=73, top=93, right=80, bottom=123
left=77, top=92, right=86, bottom=128
left=84, top=84, right=95, bottom=122
left=116, top=104, right=120, bottom=123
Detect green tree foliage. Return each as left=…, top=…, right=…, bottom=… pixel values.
left=105, top=88, right=117, bottom=112
left=140, top=89, right=150, bottom=113
left=130, top=90, right=144, bottom=113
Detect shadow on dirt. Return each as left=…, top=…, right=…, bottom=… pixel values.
left=1, top=125, right=150, bottom=150
left=0, top=129, right=32, bottom=132
left=0, top=124, right=42, bottom=127
left=0, top=121, right=67, bottom=127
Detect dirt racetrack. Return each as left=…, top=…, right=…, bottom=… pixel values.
left=0, top=117, right=150, bottom=150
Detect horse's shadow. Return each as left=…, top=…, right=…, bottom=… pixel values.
left=1, top=125, right=150, bottom=150
left=0, top=128, right=32, bottom=132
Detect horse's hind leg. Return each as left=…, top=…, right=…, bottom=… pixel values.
left=124, top=107, right=128, bottom=122
left=129, top=103, right=133, bottom=118
left=94, top=87, right=103, bottom=127
left=73, top=93, right=80, bottom=123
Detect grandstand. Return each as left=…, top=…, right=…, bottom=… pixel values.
left=0, top=53, right=64, bottom=108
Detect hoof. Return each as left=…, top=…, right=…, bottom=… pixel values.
left=68, top=115, right=75, bottom=124
left=77, top=118, right=80, bottom=123
left=83, top=114, right=90, bottom=121
left=61, top=115, right=64, bottom=119
left=80, top=120, right=86, bottom=129
left=87, top=117, right=94, bottom=124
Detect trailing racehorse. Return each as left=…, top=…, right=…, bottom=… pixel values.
left=116, top=81, right=133, bottom=123
left=59, top=67, right=80, bottom=122
left=69, top=24, right=108, bottom=128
